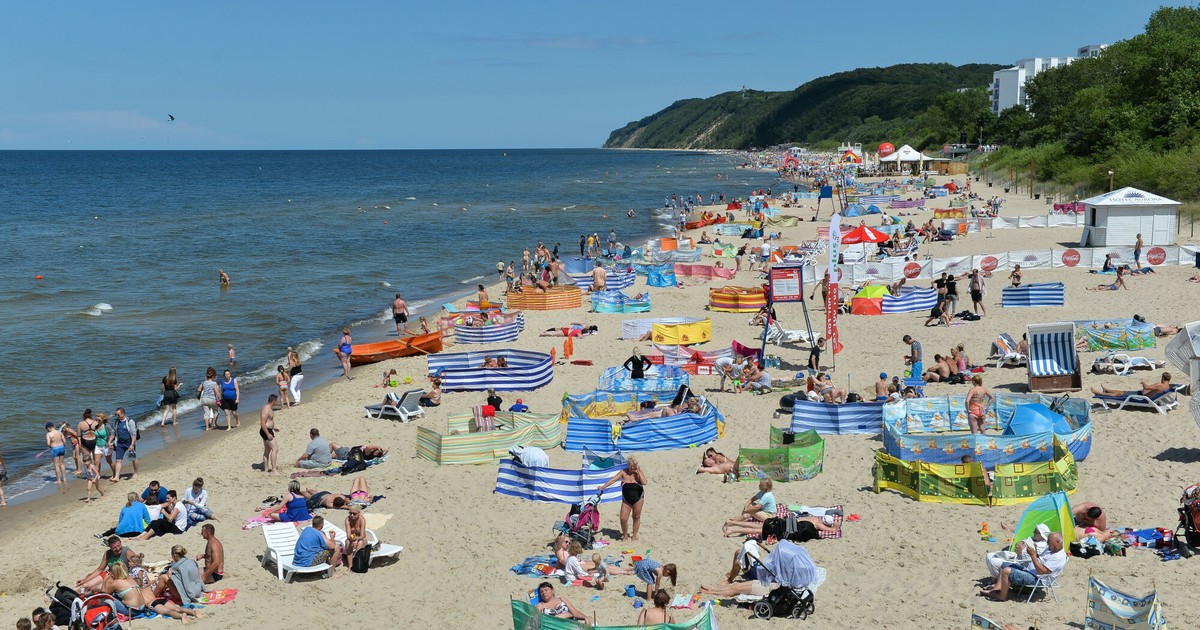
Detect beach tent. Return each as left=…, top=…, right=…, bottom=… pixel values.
left=849, top=285, right=887, bottom=315
left=1003, top=403, right=1072, bottom=436
left=866, top=204, right=881, bottom=214
left=1009, top=491, right=1076, bottom=551
left=843, top=204, right=865, bottom=217
left=1085, top=577, right=1167, bottom=630
left=1081, top=187, right=1180, bottom=247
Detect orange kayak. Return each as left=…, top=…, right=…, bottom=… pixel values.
left=336, top=331, right=444, bottom=367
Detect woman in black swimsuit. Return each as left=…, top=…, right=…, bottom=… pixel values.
left=597, top=456, right=648, bottom=541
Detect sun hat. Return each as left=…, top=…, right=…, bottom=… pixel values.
left=1034, top=524, right=1051, bottom=539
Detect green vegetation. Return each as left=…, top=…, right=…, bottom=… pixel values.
left=604, top=63, right=1003, bottom=150
left=977, top=5, right=1200, bottom=202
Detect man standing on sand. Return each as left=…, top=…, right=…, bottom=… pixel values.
left=496, top=259, right=505, bottom=281
left=391, top=293, right=412, bottom=336
left=902, top=334, right=923, bottom=378
left=1134, top=233, right=1144, bottom=267
left=111, top=407, right=139, bottom=483
left=45, top=422, right=67, bottom=485
left=590, top=261, right=608, bottom=292
left=608, top=229, right=617, bottom=252
left=197, top=523, right=225, bottom=584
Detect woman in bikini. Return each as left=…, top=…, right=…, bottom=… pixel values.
left=275, top=365, right=291, bottom=409
left=965, top=374, right=994, bottom=434
left=534, top=582, right=587, bottom=621
left=102, top=561, right=149, bottom=619
left=637, top=589, right=676, bottom=626
left=1009, top=264, right=1022, bottom=288
left=597, top=456, right=647, bottom=541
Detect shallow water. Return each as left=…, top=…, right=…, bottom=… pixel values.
left=0, top=148, right=777, bottom=502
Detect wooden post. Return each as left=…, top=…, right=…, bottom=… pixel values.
left=1029, top=160, right=1035, bottom=199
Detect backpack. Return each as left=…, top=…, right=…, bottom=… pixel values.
left=351, top=546, right=371, bottom=573
left=340, top=446, right=369, bottom=475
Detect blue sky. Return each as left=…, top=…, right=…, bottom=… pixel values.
left=0, top=1, right=1177, bottom=149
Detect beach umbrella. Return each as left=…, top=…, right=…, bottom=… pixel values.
left=1003, top=403, right=1072, bottom=436
left=840, top=225, right=890, bottom=245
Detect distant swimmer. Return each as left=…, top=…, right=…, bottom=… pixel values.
left=627, top=208, right=636, bottom=218
left=218, top=270, right=230, bottom=286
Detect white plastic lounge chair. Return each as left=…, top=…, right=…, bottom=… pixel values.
left=324, top=523, right=403, bottom=564
left=1091, top=352, right=1166, bottom=376
left=260, top=522, right=333, bottom=582
left=989, top=333, right=1027, bottom=368
left=1092, top=384, right=1183, bottom=414
left=364, top=388, right=425, bottom=422
left=765, top=321, right=816, bottom=346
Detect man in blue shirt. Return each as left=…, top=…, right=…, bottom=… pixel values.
left=508, top=398, right=529, bottom=413
left=292, top=515, right=340, bottom=569
left=141, top=480, right=168, bottom=506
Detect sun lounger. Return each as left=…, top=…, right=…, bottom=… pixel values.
left=260, top=522, right=333, bottom=582
left=364, top=388, right=425, bottom=422
left=1091, top=352, right=1166, bottom=376
left=1092, top=384, right=1183, bottom=414
left=765, top=321, right=816, bottom=347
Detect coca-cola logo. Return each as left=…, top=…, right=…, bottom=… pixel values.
left=1061, top=249, right=1080, bottom=267
left=1147, top=247, right=1167, bottom=265
left=980, top=256, right=998, bottom=272
left=904, top=262, right=922, bottom=279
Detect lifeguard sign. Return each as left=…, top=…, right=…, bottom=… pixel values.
left=769, top=264, right=806, bottom=302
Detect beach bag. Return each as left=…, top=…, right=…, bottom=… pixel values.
left=351, top=546, right=371, bottom=574
left=340, top=446, right=369, bottom=475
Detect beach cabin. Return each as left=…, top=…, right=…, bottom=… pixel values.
left=1081, top=187, right=1180, bottom=247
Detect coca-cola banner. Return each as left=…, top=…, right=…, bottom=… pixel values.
left=931, top=256, right=972, bottom=277
left=1008, top=250, right=1054, bottom=269
left=973, top=253, right=1008, bottom=273
left=837, top=246, right=1192, bottom=283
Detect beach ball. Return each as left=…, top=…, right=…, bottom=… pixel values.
left=878, top=143, right=896, bottom=157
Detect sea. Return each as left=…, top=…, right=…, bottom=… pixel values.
left=0, top=148, right=779, bottom=503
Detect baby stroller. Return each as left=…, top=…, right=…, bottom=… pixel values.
left=553, top=495, right=601, bottom=548
left=1176, top=483, right=1200, bottom=557
left=744, top=540, right=816, bottom=621
left=46, top=582, right=123, bottom=630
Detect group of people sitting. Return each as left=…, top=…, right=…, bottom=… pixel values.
left=921, top=344, right=981, bottom=384
left=264, top=476, right=378, bottom=523
left=74, top=535, right=216, bottom=623
left=480, top=355, right=510, bottom=368
left=715, top=357, right=774, bottom=394
left=96, top=478, right=218, bottom=541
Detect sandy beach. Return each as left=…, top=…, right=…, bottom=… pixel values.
left=4, top=174, right=1199, bottom=629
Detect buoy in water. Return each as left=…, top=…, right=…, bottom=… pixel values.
left=383, top=220, right=388, bottom=224
left=35, top=274, right=43, bottom=280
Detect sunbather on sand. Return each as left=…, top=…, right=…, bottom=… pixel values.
left=696, top=447, right=738, bottom=478
left=721, top=514, right=839, bottom=538
left=923, top=354, right=952, bottom=382
left=539, top=323, right=598, bottom=337
left=1072, top=502, right=1118, bottom=543
left=1087, top=268, right=1128, bottom=291
left=1154, top=324, right=1182, bottom=337
left=1090, top=371, right=1172, bottom=399
left=300, top=476, right=374, bottom=510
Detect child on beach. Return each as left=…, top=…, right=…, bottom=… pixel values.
left=276, top=365, right=292, bottom=408
left=45, top=422, right=67, bottom=485
left=378, top=369, right=397, bottom=388
left=228, top=344, right=236, bottom=367
left=590, top=553, right=608, bottom=590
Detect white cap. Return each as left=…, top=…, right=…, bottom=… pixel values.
left=1034, top=524, right=1051, bottom=539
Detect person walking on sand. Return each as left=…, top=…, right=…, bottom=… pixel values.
left=496, top=259, right=505, bottom=282
left=287, top=346, right=304, bottom=405
left=260, top=394, right=280, bottom=474
left=110, top=407, right=139, bottom=482
left=391, top=293, right=412, bottom=336
left=969, top=269, right=987, bottom=317
left=45, top=422, right=67, bottom=485
left=335, top=327, right=354, bottom=380
left=1134, top=233, right=1143, bottom=267
left=160, top=367, right=181, bottom=427
left=197, top=367, right=220, bottom=431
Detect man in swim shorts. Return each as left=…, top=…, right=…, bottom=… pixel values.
left=1090, top=372, right=1172, bottom=399
left=590, top=261, right=607, bottom=292
left=45, top=422, right=67, bottom=485
left=391, top=293, right=412, bottom=336
left=198, top=523, right=225, bottom=584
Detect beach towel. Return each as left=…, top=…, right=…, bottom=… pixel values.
left=511, top=555, right=563, bottom=578
left=751, top=504, right=843, bottom=541
left=196, top=589, right=238, bottom=605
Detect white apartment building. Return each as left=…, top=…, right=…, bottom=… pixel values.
left=989, top=45, right=1106, bottom=115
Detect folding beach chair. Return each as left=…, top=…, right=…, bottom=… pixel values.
left=364, top=389, right=426, bottom=422
left=765, top=321, right=816, bottom=347
left=990, top=333, right=1027, bottom=368
left=1092, top=384, right=1183, bottom=414
left=1015, top=572, right=1062, bottom=603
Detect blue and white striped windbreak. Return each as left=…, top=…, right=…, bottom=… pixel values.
left=454, top=319, right=522, bottom=344
left=427, top=349, right=553, bottom=392
left=858, top=195, right=899, bottom=205
left=1028, top=326, right=1077, bottom=376
left=881, top=287, right=938, bottom=314
left=565, top=270, right=636, bottom=290
left=563, top=391, right=723, bottom=452
left=790, top=398, right=883, bottom=435
left=591, top=290, right=651, bottom=314
left=494, top=459, right=625, bottom=504
left=1002, top=282, right=1065, bottom=307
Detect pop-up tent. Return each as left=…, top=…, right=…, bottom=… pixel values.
left=1009, top=491, right=1077, bottom=551
left=850, top=285, right=888, bottom=315
left=1003, top=403, right=1073, bottom=436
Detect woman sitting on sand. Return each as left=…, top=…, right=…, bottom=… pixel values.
left=698, top=231, right=712, bottom=244
left=637, top=590, right=676, bottom=626
left=696, top=447, right=738, bottom=479
left=419, top=378, right=442, bottom=407
left=266, top=480, right=310, bottom=523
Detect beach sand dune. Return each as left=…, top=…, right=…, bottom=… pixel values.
left=3, top=178, right=1199, bottom=628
